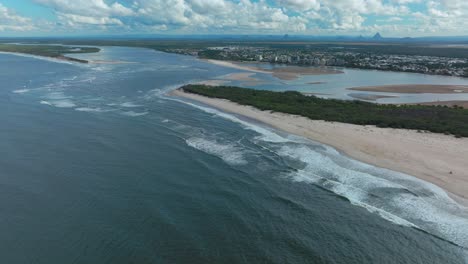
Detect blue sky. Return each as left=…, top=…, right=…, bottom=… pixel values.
left=0, top=0, right=467, bottom=37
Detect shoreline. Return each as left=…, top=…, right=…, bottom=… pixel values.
left=171, top=88, right=468, bottom=207
left=0, top=51, right=89, bottom=64
left=203, top=59, right=343, bottom=80
left=349, top=84, right=468, bottom=94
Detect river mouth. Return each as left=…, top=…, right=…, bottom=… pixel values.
left=1, top=46, right=467, bottom=263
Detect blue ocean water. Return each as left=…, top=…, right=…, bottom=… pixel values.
left=0, top=47, right=467, bottom=263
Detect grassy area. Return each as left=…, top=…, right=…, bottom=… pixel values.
left=0, top=44, right=100, bottom=63
left=181, top=84, right=468, bottom=137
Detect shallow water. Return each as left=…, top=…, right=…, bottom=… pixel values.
left=226, top=61, right=468, bottom=103
left=1, top=47, right=467, bottom=263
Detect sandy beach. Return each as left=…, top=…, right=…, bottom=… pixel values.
left=171, top=89, right=468, bottom=207
left=204, top=59, right=343, bottom=80
left=349, top=84, right=468, bottom=93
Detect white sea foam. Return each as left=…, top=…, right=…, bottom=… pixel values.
left=45, top=92, right=70, bottom=100
left=146, top=84, right=187, bottom=99
left=75, top=107, right=111, bottom=113
left=166, top=96, right=292, bottom=143
left=13, top=89, right=30, bottom=94
left=52, top=100, right=76, bottom=108
left=121, top=111, right=148, bottom=117
left=278, top=144, right=468, bottom=248
left=186, top=137, right=247, bottom=165
left=173, top=95, right=468, bottom=250
left=120, top=102, right=143, bottom=108
left=63, top=76, right=78, bottom=81
left=40, top=99, right=76, bottom=108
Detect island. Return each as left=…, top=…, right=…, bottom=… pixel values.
left=171, top=84, right=468, bottom=206
left=0, top=43, right=100, bottom=63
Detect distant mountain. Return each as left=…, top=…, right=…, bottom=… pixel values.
left=373, top=32, right=383, bottom=40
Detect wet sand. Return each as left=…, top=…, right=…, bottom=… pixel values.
left=348, top=93, right=398, bottom=101
left=204, top=59, right=343, bottom=80
left=171, top=89, right=468, bottom=207
left=221, top=72, right=259, bottom=82
left=195, top=80, right=229, bottom=86
left=349, top=84, right=468, bottom=94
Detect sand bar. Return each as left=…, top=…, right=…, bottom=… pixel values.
left=171, top=89, right=468, bottom=207
left=348, top=93, right=398, bottom=101
left=204, top=59, right=343, bottom=80
left=221, top=72, right=259, bottom=82
left=203, top=59, right=269, bottom=73
left=349, top=84, right=468, bottom=94
left=195, top=79, right=229, bottom=86
left=89, top=60, right=134, bottom=64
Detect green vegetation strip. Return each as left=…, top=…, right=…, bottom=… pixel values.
left=181, top=84, right=468, bottom=137
left=0, top=44, right=100, bottom=63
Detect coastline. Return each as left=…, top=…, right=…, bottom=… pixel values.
left=0, top=51, right=89, bottom=64
left=171, top=88, right=468, bottom=207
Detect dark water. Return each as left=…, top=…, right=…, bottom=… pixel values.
left=0, top=47, right=467, bottom=263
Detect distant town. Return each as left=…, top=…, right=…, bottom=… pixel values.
left=165, top=44, right=468, bottom=78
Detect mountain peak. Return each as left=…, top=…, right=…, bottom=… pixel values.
left=373, top=32, right=383, bottom=39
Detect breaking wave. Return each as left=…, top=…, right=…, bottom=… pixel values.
left=121, top=111, right=148, bottom=117
left=173, top=94, right=468, bottom=250
left=186, top=137, right=248, bottom=166
left=40, top=99, right=76, bottom=108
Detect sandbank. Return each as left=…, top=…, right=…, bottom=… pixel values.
left=204, top=59, right=343, bottom=80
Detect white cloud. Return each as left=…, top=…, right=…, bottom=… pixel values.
left=57, top=13, right=124, bottom=26
left=0, top=0, right=464, bottom=36
left=35, top=0, right=134, bottom=16
left=276, top=0, right=320, bottom=11
left=0, top=3, right=34, bottom=31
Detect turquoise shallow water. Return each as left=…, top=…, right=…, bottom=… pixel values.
left=0, top=47, right=467, bottom=263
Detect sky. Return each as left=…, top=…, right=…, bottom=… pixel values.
left=0, top=0, right=467, bottom=37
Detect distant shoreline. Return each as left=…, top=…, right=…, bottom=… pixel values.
left=171, top=88, right=468, bottom=207
left=349, top=84, right=468, bottom=94
left=0, top=51, right=89, bottom=64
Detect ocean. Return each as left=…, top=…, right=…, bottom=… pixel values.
left=0, top=46, right=467, bottom=263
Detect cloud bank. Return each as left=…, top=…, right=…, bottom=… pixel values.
left=0, top=0, right=466, bottom=36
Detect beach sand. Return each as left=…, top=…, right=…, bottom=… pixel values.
left=348, top=93, right=398, bottom=101
left=171, top=89, right=468, bottom=207
left=204, top=59, right=269, bottom=73
left=204, top=59, right=343, bottom=80
left=349, top=84, right=468, bottom=94
left=195, top=73, right=262, bottom=87
left=221, top=72, right=259, bottom=82
left=195, top=79, right=229, bottom=86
